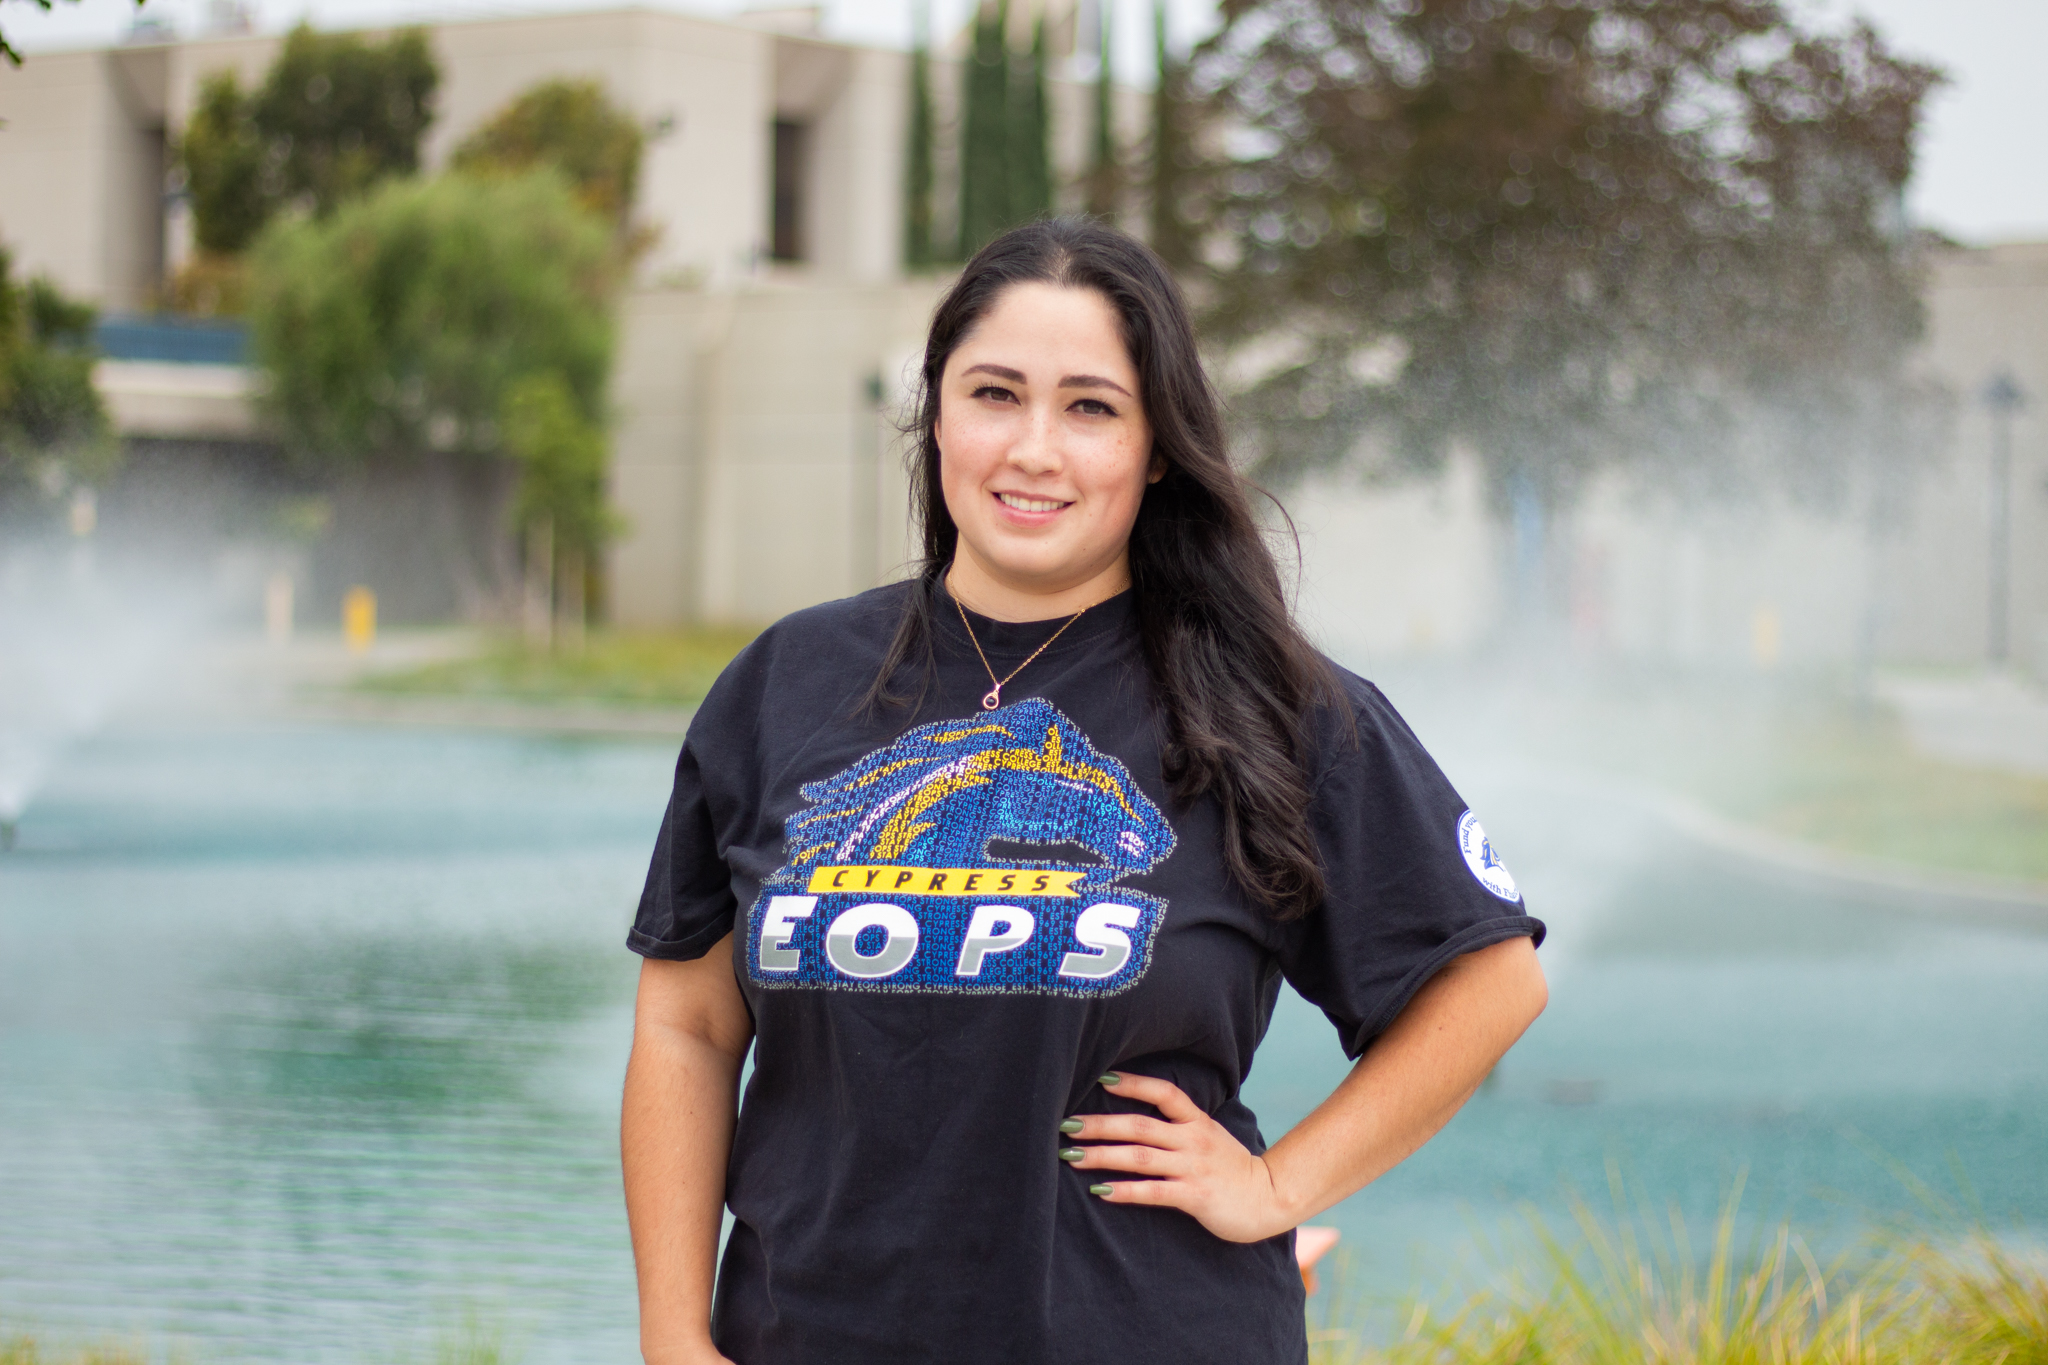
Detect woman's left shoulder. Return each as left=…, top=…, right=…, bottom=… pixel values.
left=1301, top=659, right=1441, bottom=788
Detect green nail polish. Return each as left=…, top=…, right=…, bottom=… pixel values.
left=1089, top=1184, right=1114, bottom=1197
left=1059, top=1118, right=1083, bottom=1134
left=1059, top=1147, right=1085, bottom=1162
left=1099, top=1072, right=1121, bottom=1086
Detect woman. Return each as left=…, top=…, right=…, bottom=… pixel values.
left=621, top=218, right=1547, bottom=1365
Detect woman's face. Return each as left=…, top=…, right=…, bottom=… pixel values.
left=934, top=281, right=1159, bottom=619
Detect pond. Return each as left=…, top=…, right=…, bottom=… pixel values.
left=1, top=699, right=2044, bottom=1362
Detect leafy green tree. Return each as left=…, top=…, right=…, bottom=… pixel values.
left=248, top=24, right=438, bottom=217
left=501, top=369, right=615, bottom=641
left=904, top=2, right=938, bottom=269
left=502, top=370, right=610, bottom=557
left=1189, top=0, right=1943, bottom=516
left=179, top=72, right=271, bottom=254
left=0, top=249, right=114, bottom=494
left=451, top=78, right=643, bottom=229
left=958, top=0, right=1012, bottom=256
left=172, top=24, right=439, bottom=313
left=246, top=169, right=614, bottom=465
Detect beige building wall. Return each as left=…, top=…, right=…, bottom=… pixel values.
left=1285, top=456, right=1503, bottom=669
left=1884, top=243, right=2048, bottom=671
left=1270, top=241, right=2048, bottom=675
left=0, top=45, right=170, bottom=312
left=607, top=278, right=944, bottom=628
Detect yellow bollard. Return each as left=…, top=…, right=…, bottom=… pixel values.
left=343, top=585, right=377, bottom=653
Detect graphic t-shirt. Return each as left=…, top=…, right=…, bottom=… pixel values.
left=630, top=582, right=1544, bottom=1365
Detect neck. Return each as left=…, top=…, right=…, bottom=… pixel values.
left=945, top=549, right=1131, bottom=623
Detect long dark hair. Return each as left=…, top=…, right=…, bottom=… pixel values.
left=872, top=217, right=1338, bottom=921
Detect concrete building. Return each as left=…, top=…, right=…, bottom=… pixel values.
left=1289, top=241, right=2048, bottom=677
left=0, top=3, right=1148, bottom=624
left=1, top=11, right=2040, bottom=674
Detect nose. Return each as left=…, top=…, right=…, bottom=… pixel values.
left=1005, top=401, right=1064, bottom=478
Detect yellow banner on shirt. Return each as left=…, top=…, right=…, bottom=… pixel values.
left=804, top=865, right=1088, bottom=899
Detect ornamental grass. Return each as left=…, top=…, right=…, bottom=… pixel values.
left=1310, top=1177, right=2048, bottom=1365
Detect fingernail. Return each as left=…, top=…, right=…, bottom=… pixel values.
left=1059, top=1118, right=1083, bottom=1134
left=1089, top=1184, right=1114, bottom=1197
left=1059, top=1147, right=1085, bottom=1162
left=1099, top=1072, right=1121, bottom=1086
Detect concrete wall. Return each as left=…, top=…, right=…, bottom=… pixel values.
left=1884, top=243, right=2048, bottom=672
left=1287, top=456, right=1503, bottom=669
left=606, top=278, right=943, bottom=628
left=0, top=45, right=170, bottom=312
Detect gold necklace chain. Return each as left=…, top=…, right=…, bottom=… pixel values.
left=953, top=594, right=1091, bottom=712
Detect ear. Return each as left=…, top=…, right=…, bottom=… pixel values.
left=1146, top=444, right=1167, bottom=485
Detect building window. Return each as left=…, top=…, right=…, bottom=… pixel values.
left=771, top=119, right=808, bottom=262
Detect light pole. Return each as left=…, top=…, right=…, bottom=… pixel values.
left=1982, top=372, right=2025, bottom=668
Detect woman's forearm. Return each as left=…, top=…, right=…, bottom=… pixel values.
left=622, top=946, right=752, bottom=1365
left=1069, top=934, right=1545, bottom=1241
left=1260, top=935, right=1546, bottom=1225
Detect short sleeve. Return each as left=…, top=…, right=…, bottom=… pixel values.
left=626, top=638, right=776, bottom=962
left=627, top=739, right=739, bottom=960
left=1275, top=677, right=1544, bottom=1058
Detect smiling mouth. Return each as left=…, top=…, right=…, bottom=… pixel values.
left=997, top=492, right=1071, bottom=513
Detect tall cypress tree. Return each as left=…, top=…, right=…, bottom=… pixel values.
left=1008, top=14, right=1051, bottom=225
left=904, top=0, right=936, bottom=268
left=1149, top=0, right=1190, bottom=266
left=958, top=0, right=1011, bottom=257
left=1086, top=0, right=1117, bottom=218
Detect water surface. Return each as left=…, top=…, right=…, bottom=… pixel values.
left=2, top=706, right=2042, bottom=1360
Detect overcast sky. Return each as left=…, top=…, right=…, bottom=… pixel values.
left=9, top=0, right=2044, bottom=243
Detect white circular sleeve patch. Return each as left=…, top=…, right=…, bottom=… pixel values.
left=1456, top=810, right=1520, bottom=902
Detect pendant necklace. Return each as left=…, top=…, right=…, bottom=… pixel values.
left=954, top=593, right=1091, bottom=712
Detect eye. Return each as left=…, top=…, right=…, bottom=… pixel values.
left=1071, top=397, right=1118, bottom=416
left=972, top=384, right=1019, bottom=404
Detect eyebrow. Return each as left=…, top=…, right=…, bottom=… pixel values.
left=961, top=363, right=1132, bottom=398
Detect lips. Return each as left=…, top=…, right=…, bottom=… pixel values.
left=996, top=492, right=1071, bottom=513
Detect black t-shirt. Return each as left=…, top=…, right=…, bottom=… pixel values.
left=630, top=582, right=1543, bottom=1365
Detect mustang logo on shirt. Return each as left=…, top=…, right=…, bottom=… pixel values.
left=745, top=698, right=1176, bottom=996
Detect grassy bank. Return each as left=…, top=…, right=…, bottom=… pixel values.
left=1718, top=703, right=2048, bottom=885
left=354, top=627, right=757, bottom=711
left=356, top=637, right=2047, bottom=886
left=1311, top=1190, right=2047, bottom=1365
left=10, top=1198, right=2039, bottom=1364
left=0, top=1326, right=513, bottom=1365
left=1460, top=670, right=2048, bottom=888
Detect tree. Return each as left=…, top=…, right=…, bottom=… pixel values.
left=1188, top=0, right=1942, bottom=519
left=172, top=24, right=439, bottom=314
left=1149, top=0, right=1191, bottom=266
left=1008, top=15, right=1052, bottom=225
left=178, top=72, right=271, bottom=254
left=247, top=169, right=614, bottom=465
left=959, top=0, right=1013, bottom=257
left=500, top=370, right=614, bottom=645
left=1085, top=0, right=1119, bottom=218
left=249, top=24, right=438, bottom=217
left=451, top=78, right=644, bottom=230
left=904, top=11, right=939, bottom=269
left=0, top=249, right=114, bottom=497
left=960, top=0, right=1055, bottom=257
left=247, top=170, right=615, bottom=617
